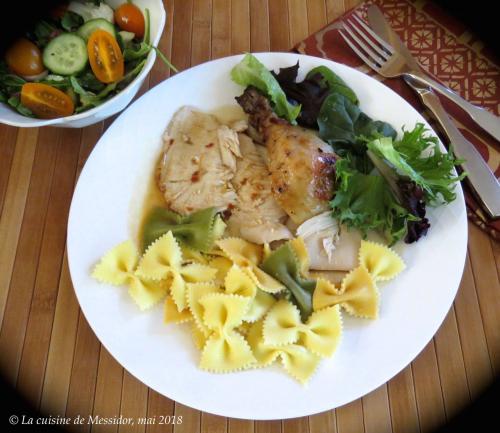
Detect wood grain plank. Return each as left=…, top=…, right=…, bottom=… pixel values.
left=433, top=308, right=470, bottom=420
left=306, top=0, right=327, bottom=34
left=150, top=0, right=175, bottom=87
left=212, top=0, right=231, bottom=59
left=172, top=0, right=194, bottom=70
left=325, top=0, right=348, bottom=22
left=228, top=418, right=254, bottom=433
left=249, top=0, right=270, bottom=52
left=387, top=367, right=419, bottom=433
left=0, top=127, right=59, bottom=386
left=39, top=253, right=80, bottom=417
left=145, top=390, right=175, bottom=433
left=282, top=416, right=309, bottom=433
left=65, top=314, right=101, bottom=433
left=467, top=223, right=500, bottom=373
left=454, top=255, right=494, bottom=399
left=201, top=413, right=227, bottom=433
left=0, top=127, right=37, bottom=324
left=173, top=403, right=200, bottom=433
left=118, top=371, right=149, bottom=433
left=0, top=124, right=17, bottom=214
left=288, top=0, right=309, bottom=47
left=490, top=237, right=500, bottom=278
left=16, top=128, right=81, bottom=408
left=362, top=385, right=392, bottom=433
left=91, top=347, right=124, bottom=433
left=192, top=0, right=212, bottom=66
left=411, top=342, right=446, bottom=433
left=268, top=0, right=290, bottom=51
left=231, top=0, right=250, bottom=54
left=309, top=410, right=337, bottom=433
left=37, top=122, right=101, bottom=417
left=255, top=420, right=281, bottom=433
left=336, top=399, right=364, bottom=433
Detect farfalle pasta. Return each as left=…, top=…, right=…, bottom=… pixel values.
left=92, top=240, right=168, bottom=310
left=92, top=214, right=406, bottom=384
left=313, top=266, right=380, bottom=319
left=198, top=293, right=256, bottom=372
left=359, top=240, right=405, bottom=281
left=263, top=300, right=342, bottom=358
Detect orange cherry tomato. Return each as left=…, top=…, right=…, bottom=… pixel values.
left=114, top=3, right=145, bottom=38
left=87, top=30, right=124, bottom=83
left=21, top=83, right=74, bottom=119
left=5, top=38, right=45, bottom=76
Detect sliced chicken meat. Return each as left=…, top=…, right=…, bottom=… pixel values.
left=157, top=106, right=239, bottom=215
left=226, top=133, right=293, bottom=244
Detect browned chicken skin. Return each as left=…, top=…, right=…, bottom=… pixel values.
left=236, top=87, right=337, bottom=225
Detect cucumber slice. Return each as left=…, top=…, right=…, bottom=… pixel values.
left=77, top=18, right=116, bottom=41
left=43, top=34, right=88, bottom=75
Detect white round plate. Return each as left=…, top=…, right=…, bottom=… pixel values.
left=67, top=52, right=467, bottom=420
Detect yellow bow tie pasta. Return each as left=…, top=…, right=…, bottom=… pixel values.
left=313, top=266, right=380, bottom=319
left=92, top=240, right=168, bottom=310
left=91, top=207, right=406, bottom=384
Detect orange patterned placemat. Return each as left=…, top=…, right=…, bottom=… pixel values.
left=294, top=0, right=500, bottom=240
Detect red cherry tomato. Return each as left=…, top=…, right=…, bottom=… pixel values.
left=114, top=3, right=145, bottom=38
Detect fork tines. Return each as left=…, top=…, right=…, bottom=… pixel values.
left=339, top=15, right=394, bottom=72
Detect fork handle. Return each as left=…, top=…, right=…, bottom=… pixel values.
left=407, top=72, right=500, bottom=143
left=404, top=76, right=500, bottom=219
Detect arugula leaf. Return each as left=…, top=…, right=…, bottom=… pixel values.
left=123, top=42, right=152, bottom=62
left=7, top=95, right=35, bottom=117
left=61, top=11, right=84, bottom=32
left=330, top=158, right=412, bottom=245
left=29, top=20, right=59, bottom=48
left=231, top=53, right=301, bottom=123
left=70, top=76, right=116, bottom=111
left=367, top=124, right=465, bottom=204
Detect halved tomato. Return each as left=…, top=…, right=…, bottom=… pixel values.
left=21, top=83, right=74, bottom=119
left=87, top=30, right=124, bottom=83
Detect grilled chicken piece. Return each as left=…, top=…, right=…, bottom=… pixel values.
left=157, top=107, right=239, bottom=215
left=236, top=86, right=337, bottom=225
left=226, top=133, right=293, bottom=244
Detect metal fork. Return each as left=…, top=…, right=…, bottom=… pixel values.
left=339, top=15, right=500, bottom=218
left=339, top=15, right=500, bottom=143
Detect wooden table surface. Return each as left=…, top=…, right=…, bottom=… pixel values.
left=1, top=1, right=499, bottom=432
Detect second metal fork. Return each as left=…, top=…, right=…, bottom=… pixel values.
left=339, top=14, right=500, bottom=143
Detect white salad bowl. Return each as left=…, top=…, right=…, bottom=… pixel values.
left=0, top=0, right=165, bottom=128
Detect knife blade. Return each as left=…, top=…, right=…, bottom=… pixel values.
left=366, top=4, right=500, bottom=143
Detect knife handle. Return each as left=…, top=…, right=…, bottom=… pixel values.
left=404, top=76, right=500, bottom=219
left=407, top=72, right=500, bottom=143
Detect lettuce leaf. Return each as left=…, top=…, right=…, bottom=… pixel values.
left=330, top=158, right=411, bottom=245
left=230, top=53, right=301, bottom=123
left=318, top=92, right=397, bottom=173
left=367, top=124, right=465, bottom=204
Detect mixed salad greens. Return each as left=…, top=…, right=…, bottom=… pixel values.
left=0, top=0, right=176, bottom=119
left=231, top=53, right=465, bottom=245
